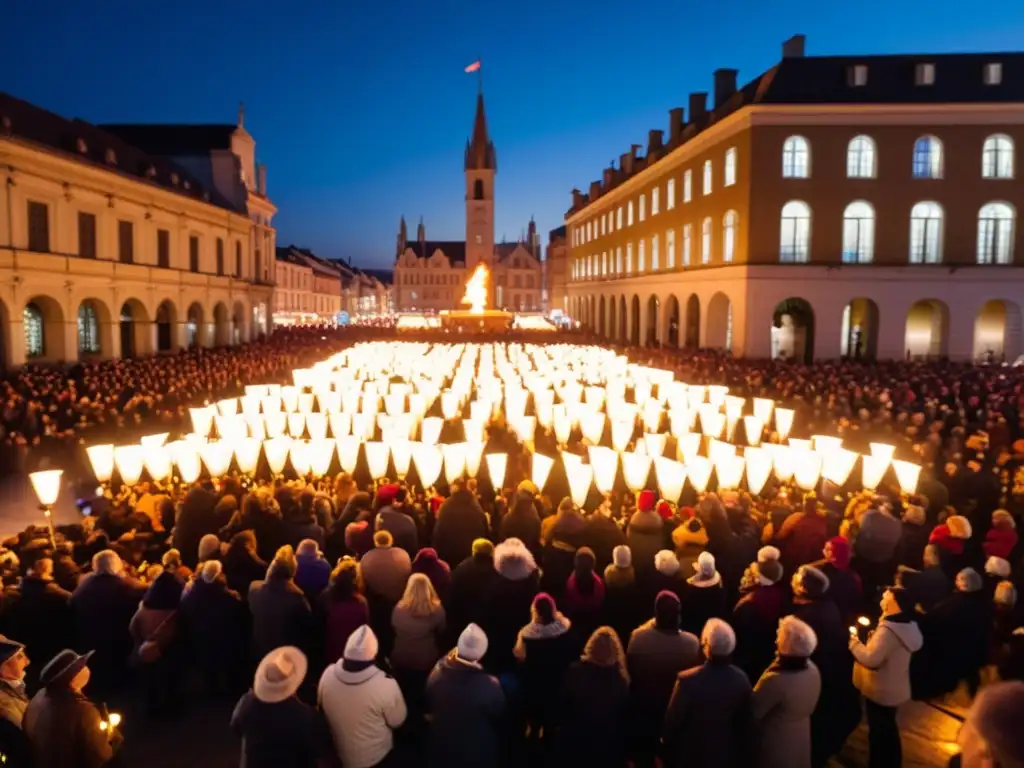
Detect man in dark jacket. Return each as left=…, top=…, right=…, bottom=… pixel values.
left=0, top=636, right=31, bottom=767
left=426, top=624, right=505, bottom=768
left=811, top=536, right=862, bottom=625
left=433, top=480, right=490, bottom=569
left=899, top=544, right=952, bottom=612
left=173, top=484, right=220, bottom=569
left=375, top=487, right=420, bottom=557
left=1, top=557, right=72, bottom=685
left=499, top=483, right=542, bottom=556
left=248, top=553, right=313, bottom=661
left=69, top=550, right=146, bottom=696
left=585, top=507, right=627, bottom=575
left=181, top=560, right=247, bottom=693
left=731, top=550, right=787, bottom=685
left=448, top=539, right=500, bottom=641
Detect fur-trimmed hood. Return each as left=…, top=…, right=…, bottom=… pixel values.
left=519, top=614, right=571, bottom=641
left=494, top=539, right=538, bottom=581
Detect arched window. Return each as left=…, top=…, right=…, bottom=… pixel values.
left=779, top=201, right=811, bottom=262
left=842, top=201, right=875, bottom=263
left=722, top=211, right=737, bottom=262
left=847, top=136, right=876, bottom=178
left=977, top=202, right=1015, bottom=264
left=782, top=136, right=810, bottom=178
left=912, top=136, right=943, bottom=178
left=701, top=217, right=712, bottom=264
left=23, top=303, right=44, bottom=358
left=909, top=201, right=944, bottom=263
left=983, top=134, right=1014, bottom=179
left=78, top=302, right=100, bottom=354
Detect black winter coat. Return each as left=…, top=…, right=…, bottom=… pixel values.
left=500, top=496, right=542, bottom=555
left=432, top=491, right=490, bottom=570
left=679, top=582, right=728, bottom=638
left=180, top=577, right=247, bottom=671
left=447, top=553, right=500, bottom=641
left=426, top=654, right=506, bottom=768
left=554, top=661, right=631, bottom=768
left=603, top=570, right=645, bottom=647
left=222, top=545, right=269, bottom=600
left=247, top=579, right=313, bottom=659
left=484, top=570, right=540, bottom=674
left=173, top=487, right=220, bottom=569
left=516, top=620, right=577, bottom=725
left=584, top=515, right=627, bottom=575
left=230, top=691, right=327, bottom=768
left=1, top=576, right=72, bottom=675
left=69, top=572, right=146, bottom=688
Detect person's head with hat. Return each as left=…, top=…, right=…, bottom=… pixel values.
left=0, top=635, right=28, bottom=685
left=342, top=625, right=379, bottom=672
left=454, top=623, right=488, bottom=667
left=654, top=590, right=682, bottom=632
left=39, top=649, right=93, bottom=692
left=956, top=680, right=1024, bottom=767
left=253, top=646, right=307, bottom=704
left=792, top=564, right=830, bottom=600
left=879, top=586, right=916, bottom=619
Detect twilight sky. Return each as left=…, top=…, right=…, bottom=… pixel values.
left=5, top=0, right=1024, bottom=268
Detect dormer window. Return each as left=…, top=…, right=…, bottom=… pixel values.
left=915, top=63, right=935, bottom=86
left=985, top=62, right=1003, bottom=85
left=847, top=64, right=868, bottom=87
left=105, top=148, right=117, bottom=165
left=76, top=138, right=88, bottom=154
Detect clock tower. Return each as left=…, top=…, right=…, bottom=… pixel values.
left=464, top=88, right=496, bottom=272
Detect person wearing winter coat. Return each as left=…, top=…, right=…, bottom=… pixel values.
left=732, top=548, right=787, bottom=685
left=789, top=565, right=860, bottom=768
left=985, top=556, right=1013, bottom=599
left=129, top=570, right=183, bottom=713
left=671, top=514, right=710, bottom=582
left=564, top=547, right=606, bottom=645
left=501, top=483, right=543, bottom=555
left=604, top=545, right=644, bottom=647
left=294, top=539, right=331, bottom=606
left=0, top=636, right=31, bottom=767
left=390, top=574, right=446, bottom=694
left=173, top=485, right=220, bottom=569
left=0, top=557, right=72, bottom=686
left=896, top=505, right=932, bottom=571
left=484, top=537, right=541, bottom=673
left=650, top=549, right=688, bottom=607
left=898, top=544, right=952, bottom=612
left=222, top=530, right=269, bottom=600
left=680, top=551, right=728, bottom=638
left=853, top=504, right=904, bottom=603
left=585, top=507, right=627, bottom=575
left=541, top=498, right=590, bottom=600
left=375, top=488, right=421, bottom=557
left=985, top=509, right=1018, bottom=560
left=628, top=492, right=668, bottom=585
left=248, top=549, right=314, bottom=661
left=553, top=626, right=631, bottom=768
left=513, top=593, right=575, bottom=742
left=231, top=647, right=327, bottom=768
left=426, top=623, right=505, bottom=768
left=447, top=539, right=500, bottom=640
left=360, top=530, right=412, bottom=604
left=811, top=536, right=861, bottom=624
left=776, top=498, right=830, bottom=578
left=752, top=616, right=821, bottom=768
left=319, top=558, right=370, bottom=665
left=627, top=591, right=701, bottom=768
left=180, top=560, right=247, bottom=693
left=432, top=480, right=490, bottom=570
left=955, top=681, right=1024, bottom=768
left=282, top=500, right=325, bottom=553
left=410, top=547, right=451, bottom=605
left=928, top=514, right=973, bottom=577
left=662, top=618, right=754, bottom=768
left=850, top=587, right=924, bottom=768
left=69, top=549, right=146, bottom=696
left=319, top=625, right=407, bottom=768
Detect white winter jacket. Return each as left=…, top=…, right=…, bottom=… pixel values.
left=318, top=660, right=407, bottom=768
left=851, top=617, right=923, bottom=707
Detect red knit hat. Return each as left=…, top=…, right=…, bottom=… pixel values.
left=375, top=483, right=400, bottom=508
left=826, top=536, right=851, bottom=569
left=430, top=495, right=443, bottom=514
left=638, top=490, right=656, bottom=513
left=656, top=501, right=673, bottom=520
left=678, top=506, right=696, bottom=520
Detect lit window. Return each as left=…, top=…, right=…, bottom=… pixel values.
left=627, top=201, right=634, bottom=226
left=915, top=63, right=935, bottom=86
left=667, top=179, right=676, bottom=209
left=607, top=212, right=614, bottom=234
left=983, top=134, right=1014, bottom=179
left=23, top=303, right=44, bottom=357
left=782, top=136, right=810, bottom=178
left=652, top=187, right=660, bottom=216
left=682, top=225, right=692, bottom=266
left=617, top=207, right=623, bottom=229
left=847, top=136, right=877, bottom=178
left=724, top=148, right=737, bottom=187
left=912, top=136, right=943, bottom=179
left=842, top=201, right=875, bottom=263
left=602, top=251, right=608, bottom=275
left=626, top=242, right=633, bottom=273
left=722, top=211, right=737, bottom=263
left=779, top=200, right=811, bottom=263
left=651, top=235, right=659, bottom=270
left=985, top=62, right=1003, bottom=85
left=848, top=64, right=868, bottom=87
left=638, top=239, right=646, bottom=271
left=586, top=221, right=592, bottom=242
left=701, top=218, right=712, bottom=264
left=639, top=195, right=646, bottom=222
left=78, top=302, right=100, bottom=355
left=977, top=202, right=1015, bottom=264
left=616, top=247, right=623, bottom=274
left=683, top=170, right=692, bottom=202
left=601, top=215, right=606, bottom=236
left=909, top=201, right=944, bottom=264
left=666, top=229, right=676, bottom=268
left=703, top=161, right=712, bottom=195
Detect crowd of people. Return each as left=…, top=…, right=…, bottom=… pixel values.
left=2, top=326, right=1024, bottom=766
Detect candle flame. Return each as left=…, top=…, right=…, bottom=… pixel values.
left=461, top=264, right=489, bottom=314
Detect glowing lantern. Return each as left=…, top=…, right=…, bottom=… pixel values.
left=441, top=392, right=460, bottom=421
left=861, top=454, right=889, bottom=491
left=245, top=413, right=266, bottom=440
left=464, top=441, right=485, bottom=478
left=114, top=446, right=145, bottom=486
left=532, top=453, right=555, bottom=492
left=485, top=453, right=507, bottom=488
left=216, top=415, right=247, bottom=442
left=744, top=416, right=764, bottom=446
left=306, top=413, right=328, bottom=441
left=217, top=398, right=238, bottom=417
left=676, top=433, right=702, bottom=465
left=587, top=446, right=619, bottom=495
left=336, top=436, right=361, bottom=474
left=140, top=433, right=169, bottom=449
left=789, top=438, right=812, bottom=452
left=328, top=412, right=351, bottom=439
left=812, top=435, right=843, bottom=456
left=240, top=396, right=261, bottom=417
left=753, top=397, right=775, bottom=425
left=189, top=407, right=215, bottom=438
left=352, top=414, right=375, bottom=441
left=261, top=395, right=282, bottom=414
left=699, top=408, right=725, bottom=439
left=744, top=447, right=773, bottom=496
left=767, top=444, right=795, bottom=483
left=585, top=386, right=606, bottom=411
left=245, top=385, right=269, bottom=398
left=654, top=457, right=687, bottom=503
left=774, top=408, right=795, bottom=441
left=264, top=412, right=287, bottom=439
left=385, top=393, right=405, bottom=417
left=365, top=442, right=390, bottom=480
left=553, top=406, right=572, bottom=446
left=307, top=439, right=335, bottom=478
left=707, top=386, right=728, bottom=408
left=611, top=419, right=634, bottom=453
left=642, top=400, right=662, bottom=433
left=318, top=391, right=342, bottom=414
left=580, top=412, right=606, bottom=445
left=463, top=419, right=486, bottom=444
left=342, top=390, right=361, bottom=414
left=566, top=462, right=594, bottom=509
left=709, top=439, right=736, bottom=465
left=390, top=440, right=413, bottom=479
left=172, top=441, right=203, bottom=483
left=29, top=469, right=62, bottom=506
left=793, top=450, right=823, bottom=491
left=870, top=443, right=896, bottom=464
left=287, top=413, right=306, bottom=439
left=687, top=456, right=713, bottom=494
left=823, top=448, right=858, bottom=486
left=643, top=433, right=667, bottom=459
left=281, top=387, right=299, bottom=413
left=86, top=445, right=115, bottom=483
left=200, top=441, right=233, bottom=478
left=413, top=443, right=443, bottom=488
left=420, top=417, right=443, bottom=445
left=892, top=460, right=921, bottom=495
left=622, top=452, right=652, bottom=494
left=234, top=438, right=262, bottom=476
left=142, top=445, right=172, bottom=482
left=443, top=443, right=467, bottom=485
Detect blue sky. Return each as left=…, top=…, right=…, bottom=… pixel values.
left=5, top=0, right=1024, bottom=268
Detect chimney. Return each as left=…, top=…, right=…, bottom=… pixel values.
left=257, top=163, right=267, bottom=195
left=588, top=180, right=601, bottom=200
left=602, top=167, right=613, bottom=187
left=713, top=69, right=738, bottom=109
left=668, top=107, right=684, bottom=143
left=647, top=129, right=664, bottom=155
left=621, top=151, right=634, bottom=175
left=782, top=34, right=806, bottom=59
left=688, top=93, right=708, bottom=124
left=572, top=188, right=583, bottom=208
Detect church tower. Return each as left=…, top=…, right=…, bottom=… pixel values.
left=464, top=88, right=496, bottom=271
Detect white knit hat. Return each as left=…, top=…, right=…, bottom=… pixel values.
left=777, top=616, right=818, bottom=658
left=296, top=539, right=320, bottom=557
left=986, top=556, right=1012, bottom=579
left=655, top=550, right=680, bottom=576
left=198, top=534, right=222, bottom=562
left=457, top=623, right=488, bottom=662
left=343, top=625, right=379, bottom=662
left=199, top=560, right=222, bottom=583
left=758, top=546, right=781, bottom=563
left=612, top=545, right=632, bottom=569
left=693, top=551, right=717, bottom=581
left=701, top=618, right=736, bottom=657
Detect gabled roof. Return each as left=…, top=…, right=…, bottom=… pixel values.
left=0, top=90, right=239, bottom=212
left=404, top=240, right=467, bottom=266
left=99, top=123, right=237, bottom=155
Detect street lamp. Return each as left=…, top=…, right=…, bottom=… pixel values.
left=28, top=469, right=62, bottom=546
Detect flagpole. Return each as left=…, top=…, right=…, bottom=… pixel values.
left=478, top=56, right=483, bottom=94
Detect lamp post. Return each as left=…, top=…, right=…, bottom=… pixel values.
left=28, top=469, right=62, bottom=547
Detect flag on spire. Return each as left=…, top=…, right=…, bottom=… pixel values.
left=464, top=60, right=481, bottom=73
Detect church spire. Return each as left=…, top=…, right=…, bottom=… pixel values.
left=464, top=89, right=496, bottom=171
left=237, top=101, right=245, bottom=129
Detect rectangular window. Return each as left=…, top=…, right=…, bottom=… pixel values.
left=117, top=220, right=134, bottom=264
left=617, top=207, right=623, bottom=229
left=616, top=247, right=623, bottom=274
left=638, top=239, right=646, bottom=272
left=683, top=225, right=691, bottom=266
left=985, top=62, right=1003, bottom=86
left=216, top=238, right=225, bottom=275
left=724, top=148, right=737, bottom=187
left=26, top=201, right=49, bottom=252
left=601, top=214, right=606, bottom=236
left=601, top=251, right=607, bottom=275
left=651, top=234, right=659, bottom=270
left=701, top=219, right=711, bottom=264
left=626, top=242, right=633, bottom=273
left=77, top=212, right=97, bottom=258
left=189, top=235, right=200, bottom=272
left=666, top=229, right=675, bottom=268
left=683, top=170, right=692, bottom=203
left=639, top=195, right=646, bottom=222
left=667, top=178, right=676, bottom=210
left=627, top=201, right=634, bottom=226
left=915, top=63, right=935, bottom=86
left=607, top=211, right=614, bottom=234
left=703, top=161, right=713, bottom=196
left=586, top=221, right=591, bottom=242
left=848, top=64, right=868, bottom=87
left=652, top=187, right=660, bottom=216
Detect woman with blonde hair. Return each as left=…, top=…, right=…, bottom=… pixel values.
left=391, top=572, right=446, bottom=716
left=554, top=626, right=631, bottom=767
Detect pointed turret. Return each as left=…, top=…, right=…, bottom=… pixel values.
left=417, top=216, right=425, bottom=244
left=397, top=215, right=407, bottom=257
left=527, top=216, right=537, bottom=255
left=464, top=90, right=497, bottom=171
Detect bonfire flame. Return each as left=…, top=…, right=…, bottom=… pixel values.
left=461, top=264, right=489, bottom=314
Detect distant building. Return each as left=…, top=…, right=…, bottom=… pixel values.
left=545, top=225, right=568, bottom=315
left=0, top=93, right=275, bottom=369
left=393, top=89, right=543, bottom=313
left=273, top=246, right=344, bottom=325
left=564, top=36, right=1024, bottom=361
